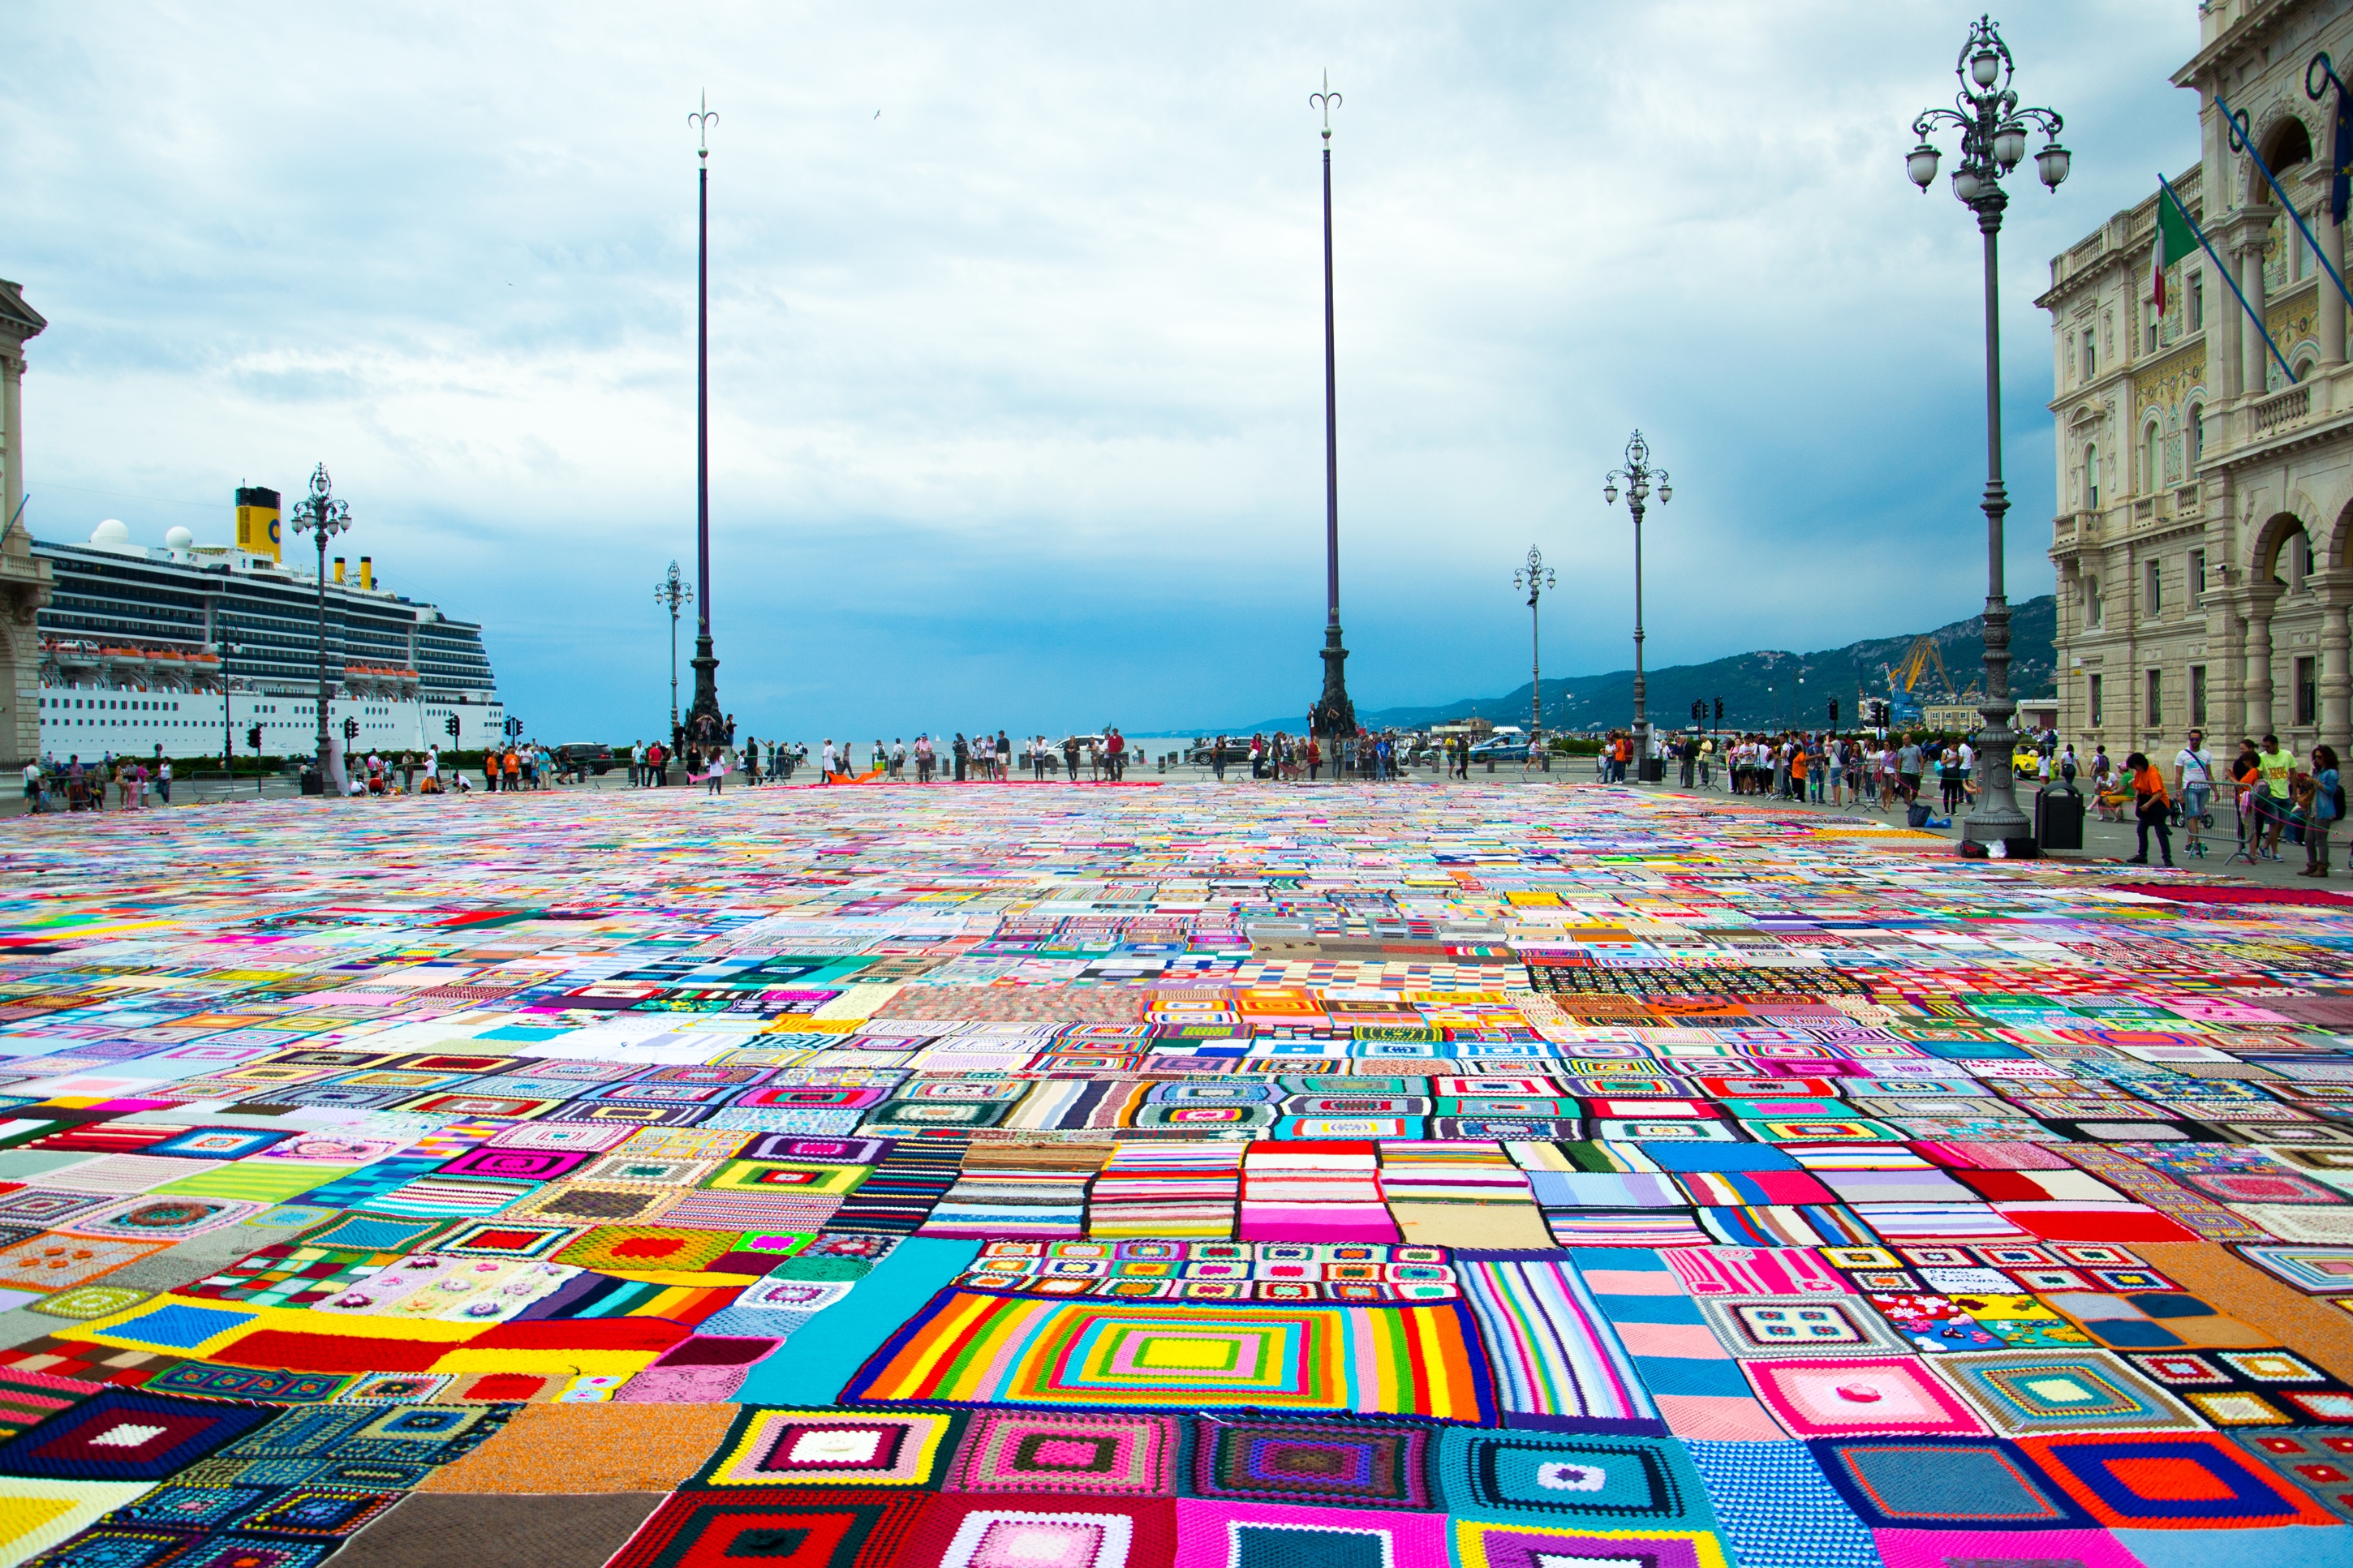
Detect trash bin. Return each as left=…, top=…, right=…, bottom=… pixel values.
left=2035, top=784, right=2084, bottom=851
left=1639, top=758, right=1666, bottom=783
left=299, top=769, right=323, bottom=797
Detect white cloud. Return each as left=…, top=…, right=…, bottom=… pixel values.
left=1, top=0, right=2192, bottom=737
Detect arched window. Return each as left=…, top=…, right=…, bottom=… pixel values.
left=2087, top=444, right=2101, bottom=509
left=2187, top=404, right=2205, bottom=466
left=2143, top=423, right=2160, bottom=493
left=2299, top=356, right=2318, bottom=383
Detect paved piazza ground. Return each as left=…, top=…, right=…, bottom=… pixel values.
left=2, top=782, right=2353, bottom=1566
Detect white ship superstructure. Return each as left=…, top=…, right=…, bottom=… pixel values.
left=32, top=490, right=501, bottom=763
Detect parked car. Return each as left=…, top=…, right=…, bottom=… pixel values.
left=559, top=743, right=616, bottom=777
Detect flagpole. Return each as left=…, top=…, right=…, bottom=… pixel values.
left=2214, top=92, right=2353, bottom=316
left=2161, top=173, right=2298, bottom=386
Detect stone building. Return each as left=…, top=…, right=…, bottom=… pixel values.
left=2043, top=0, right=2353, bottom=762
left=0, top=281, right=53, bottom=768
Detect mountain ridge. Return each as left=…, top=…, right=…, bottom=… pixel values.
left=1185, top=595, right=2058, bottom=736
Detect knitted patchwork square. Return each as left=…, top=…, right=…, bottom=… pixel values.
left=482, top=1120, right=636, bottom=1151
left=1808, top=1436, right=2092, bottom=1529
left=1929, top=1349, right=2205, bottom=1435
left=0, top=1234, right=167, bottom=1291
left=291, top=1211, right=451, bottom=1254
left=1694, top=1296, right=1908, bottom=1359
left=363, top=1175, right=534, bottom=1219
left=2017, top=1431, right=2338, bottom=1528
left=695, top=1407, right=966, bottom=1488
left=2238, top=1432, right=2353, bottom=1522
left=144, top=1126, right=296, bottom=1161
left=56, top=1196, right=264, bottom=1242
left=945, top=1411, right=1181, bottom=1497
left=433, top=1220, right=581, bottom=1260
left=505, top=1181, right=682, bottom=1224
left=228, top=1483, right=400, bottom=1538
left=1188, top=1415, right=1432, bottom=1507
left=925, top=1506, right=1155, bottom=1568
left=554, top=1225, right=741, bottom=1274
left=703, top=1160, right=868, bottom=1196
left=578, top=1154, right=717, bottom=1187
left=0, top=1388, right=273, bottom=1479
left=605, top=1489, right=928, bottom=1568
left=434, top=1146, right=592, bottom=1183
left=1743, top=1357, right=1990, bottom=1437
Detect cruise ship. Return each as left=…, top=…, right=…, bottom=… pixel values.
left=33, top=487, right=503, bottom=763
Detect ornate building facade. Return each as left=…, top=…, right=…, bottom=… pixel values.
left=0, top=281, right=54, bottom=768
left=2044, top=0, right=2353, bottom=759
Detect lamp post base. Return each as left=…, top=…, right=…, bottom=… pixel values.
left=686, top=634, right=723, bottom=751
left=1312, top=625, right=1355, bottom=750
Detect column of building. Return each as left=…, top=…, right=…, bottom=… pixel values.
left=0, top=285, right=53, bottom=768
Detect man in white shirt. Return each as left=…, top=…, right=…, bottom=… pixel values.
left=2174, top=729, right=2213, bottom=855
left=821, top=739, right=837, bottom=784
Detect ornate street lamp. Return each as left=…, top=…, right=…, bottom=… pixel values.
left=286, top=463, right=351, bottom=784
left=1513, top=546, right=1555, bottom=749
left=1307, top=73, right=1357, bottom=759
left=655, top=560, right=692, bottom=748
left=1602, top=432, right=1670, bottom=774
left=1907, top=14, right=2069, bottom=853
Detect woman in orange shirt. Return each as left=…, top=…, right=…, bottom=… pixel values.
left=2124, top=751, right=2173, bottom=868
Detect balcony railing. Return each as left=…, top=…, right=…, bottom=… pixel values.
left=2255, top=384, right=2312, bottom=436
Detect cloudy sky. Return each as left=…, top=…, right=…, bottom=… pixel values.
left=5, top=2, right=2190, bottom=741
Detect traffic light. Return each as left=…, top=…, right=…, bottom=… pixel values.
left=1713, top=697, right=1723, bottom=727
left=1689, top=699, right=1702, bottom=725
left=444, top=714, right=460, bottom=741
left=342, top=717, right=359, bottom=741
left=245, top=726, right=260, bottom=750
left=1829, top=698, right=1839, bottom=725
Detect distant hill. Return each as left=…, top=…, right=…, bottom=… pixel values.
left=1202, top=595, right=2055, bottom=735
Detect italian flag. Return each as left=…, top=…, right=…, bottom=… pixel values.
left=2154, top=183, right=2196, bottom=315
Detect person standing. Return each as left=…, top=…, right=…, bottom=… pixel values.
left=2302, top=745, right=2343, bottom=877
left=20, top=759, right=39, bottom=814
left=2125, top=750, right=2174, bottom=867
left=2256, top=733, right=2296, bottom=860
left=2173, top=730, right=2213, bottom=857
left=157, top=756, right=172, bottom=805
left=953, top=733, right=969, bottom=782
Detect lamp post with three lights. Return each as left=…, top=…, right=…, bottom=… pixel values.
left=1905, top=15, right=2070, bottom=853
left=286, top=464, right=351, bottom=788
left=1602, top=433, right=1669, bottom=776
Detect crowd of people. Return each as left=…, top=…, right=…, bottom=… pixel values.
left=802, top=730, right=1139, bottom=785
left=19, top=754, right=172, bottom=812
left=1667, top=731, right=1996, bottom=812
left=1206, top=730, right=1415, bottom=782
